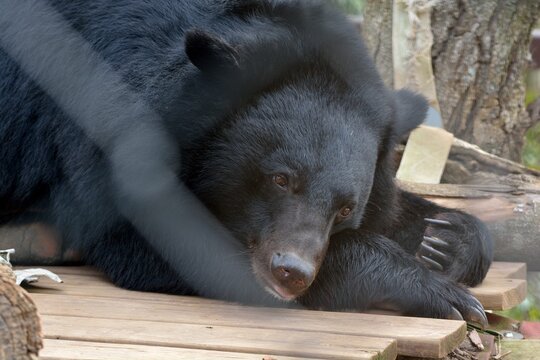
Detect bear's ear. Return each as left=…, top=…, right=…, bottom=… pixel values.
left=393, top=89, right=429, bottom=137
left=185, top=29, right=239, bottom=72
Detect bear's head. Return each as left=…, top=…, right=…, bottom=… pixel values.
left=181, top=9, right=428, bottom=301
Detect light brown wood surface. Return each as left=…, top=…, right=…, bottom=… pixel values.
left=24, top=267, right=468, bottom=358
left=485, top=262, right=527, bottom=280
left=470, top=278, right=528, bottom=310
left=29, top=291, right=464, bottom=358
left=40, top=339, right=308, bottom=360
left=27, top=262, right=529, bottom=311
left=40, top=314, right=396, bottom=360
left=21, top=262, right=527, bottom=359
left=470, top=262, right=528, bottom=310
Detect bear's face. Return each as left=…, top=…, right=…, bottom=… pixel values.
left=192, top=69, right=385, bottom=301
left=184, top=28, right=427, bottom=301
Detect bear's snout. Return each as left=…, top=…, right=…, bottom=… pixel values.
left=270, top=252, right=315, bottom=298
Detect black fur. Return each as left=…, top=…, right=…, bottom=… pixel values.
left=0, top=0, right=492, bottom=323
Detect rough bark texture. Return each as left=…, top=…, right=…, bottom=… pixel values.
left=431, top=0, right=539, bottom=162
left=361, top=0, right=394, bottom=88
left=362, top=0, right=540, bottom=162
left=0, top=264, right=43, bottom=359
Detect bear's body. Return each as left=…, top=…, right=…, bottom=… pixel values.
left=0, top=0, right=492, bottom=323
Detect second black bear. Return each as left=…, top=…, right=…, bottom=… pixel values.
left=0, top=0, right=492, bottom=324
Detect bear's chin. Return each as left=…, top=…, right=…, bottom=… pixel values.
left=264, top=283, right=298, bottom=302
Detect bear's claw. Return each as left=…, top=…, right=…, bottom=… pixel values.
left=418, top=235, right=452, bottom=272
left=422, top=235, right=450, bottom=248
left=420, top=255, right=444, bottom=271
left=420, top=242, right=449, bottom=262
left=424, top=217, right=452, bottom=226
left=417, top=215, right=456, bottom=273
left=441, top=285, right=488, bottom=328
left=449, top=306, right=464, bottom=321
left=462, top=294, right=489, bottom=328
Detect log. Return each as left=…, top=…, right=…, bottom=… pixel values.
left=0, top=256, right=43, bottom=359
left=40, top=340, right=309, bottom=360
left=444, top=138, right=540, bottom=184
left=396, top=137, right=540, bottom=185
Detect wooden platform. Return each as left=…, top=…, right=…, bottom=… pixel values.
left=22, top=262, right=526, bottom=359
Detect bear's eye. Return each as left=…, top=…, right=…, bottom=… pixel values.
left=338, top=206, right=352, bottom=219
left=272, top=174, right=288, bottom=189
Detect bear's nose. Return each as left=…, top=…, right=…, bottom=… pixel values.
left=271, top=252, right=315, bottom=294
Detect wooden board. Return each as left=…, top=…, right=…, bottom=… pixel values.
left=25, top=262, right=529, bottom=311
left=21, top=262, right=527, bottom=358
left=41, top=339, right=308, bottom=360
left=470, top=278, right=528, bottom=310
left=470, top=261, right=527, bottom=310
left=29, top=292, right=464, bottom=358
left=40, top=315, right=396, bottom=360
left=39, top=262, right=527, bottom=280
left=485, top=262, right=527, bottom=280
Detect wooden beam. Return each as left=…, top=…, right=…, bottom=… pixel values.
left=24, top=262, right=528, bottom=310
left=470, top=278, right=527, bottom=310
left=40, top=314, right=397, bottom=360
left=40, top=339, right=308, bottom=360
left=485, top=262, right=527, bottom=280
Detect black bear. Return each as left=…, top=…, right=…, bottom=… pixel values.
left=0, top=0, right=492, bottom=324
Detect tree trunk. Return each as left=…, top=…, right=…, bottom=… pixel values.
left=362, top=0, right=394, bottom=88
left=362, top=0, right=540, bottom=162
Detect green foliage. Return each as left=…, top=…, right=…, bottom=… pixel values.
left=331, top=0, right=365, bottom=14
left=523, top=75, right=540, bottom=170
left=497, top=294, right=540, bottom=322
left=522, top=121, right=540, bottom=170
left=525, top=89, right=539, bottom=106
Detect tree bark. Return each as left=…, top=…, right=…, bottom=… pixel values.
left=362, top=0, right=540, bottom=162
left=362, top=0, right=394, bottom=88
left=0, top=262, right=43, bottom=359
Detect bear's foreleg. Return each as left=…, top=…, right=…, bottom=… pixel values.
left=299, top=229, right=488, bottom=326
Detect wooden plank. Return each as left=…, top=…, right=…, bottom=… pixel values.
left=485, top=262, right=527, bottom=280
left=469, top=278, right=528, bottom=310
left=26, top=263, right=529, bottom=310
left=33, top=261, right=528, bottom=279
left=40, top=339, right=307, bottom=360
left=33, top=265, right=102, bottom=276
left=29, top=291, right=464, bottom=358
left=40, top=315, right=396, bottom=360
left=26, top=274, right=228, bottom=305
left=36, top=266, right=537, bottom=355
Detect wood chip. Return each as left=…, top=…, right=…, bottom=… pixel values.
left=468, top=330, right=485, bottom=350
